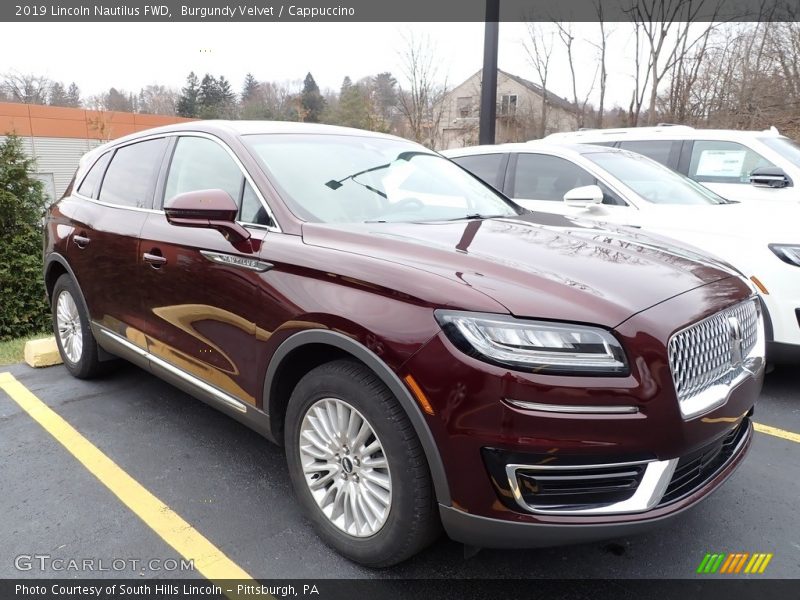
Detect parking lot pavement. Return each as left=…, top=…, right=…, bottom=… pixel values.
left=1, top=361, right=798, bottom=580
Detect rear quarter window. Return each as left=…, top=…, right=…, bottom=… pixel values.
left=76, top=152, right=112, bottom=199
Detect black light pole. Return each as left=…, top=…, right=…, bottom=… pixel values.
left=479, top=0, right=500, bottom=145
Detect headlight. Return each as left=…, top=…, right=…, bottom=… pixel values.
left=769, top=244, right=800, bottom=267
left=435, top=311, right=628, bottom=375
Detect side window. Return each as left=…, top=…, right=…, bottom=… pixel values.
left=98, top=138, right=168, bottom=208
left=688, top=140, right=775, bottom=184
left=452, top=154, right=505, bottom=190
left=511, top=154, right=595, bottom=201
left=240, top=181, right=271, bottom=226
left=77, top=152, right=111, bottom=199
left=619, top=140, right=676, bottom=167
left=164, top=136, right=243, bottom=205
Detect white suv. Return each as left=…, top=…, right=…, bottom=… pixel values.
left=545, top=126, right=800, bottom=204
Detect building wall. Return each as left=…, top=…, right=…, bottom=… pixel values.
left=0, top=102, right=193, bottom=201
left=439, top=70, right=578, bottom=150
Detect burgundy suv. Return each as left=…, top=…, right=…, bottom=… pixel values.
left=44, top=121, right=765, bottom=566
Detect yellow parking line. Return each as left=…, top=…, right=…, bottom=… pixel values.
left=754, top=422, right=800, bottom=444
left=0, top=372, right=254, bottom=588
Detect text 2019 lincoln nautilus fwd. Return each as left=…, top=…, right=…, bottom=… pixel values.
left=44, top=121, right=765, bottom=566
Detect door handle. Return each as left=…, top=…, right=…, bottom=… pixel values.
left=143, top=252, right=167, bottom=268
left=73, top=235, right=90, bottom=249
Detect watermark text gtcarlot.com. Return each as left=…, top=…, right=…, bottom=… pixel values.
left=14, top=554, right=195, bottom=573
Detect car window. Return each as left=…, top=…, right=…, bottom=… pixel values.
left=239, top=181, right=271, bottom=226
left=512, top=154, right=595, bottom=202
left=688, top=140, right=775, bottom=184
left=618, top=140, right=675, bottom=166
left=77, top=152, right=111, bottom=199
left=760, top=136, right=800, bottom=169
left=98, top=138, right=167, bottom=209
left=165, top=136, right=244, bottom=205
left=244, top=134, right=519, bottom=224
left=451, top=154, right=505, bottom=188
left=587, top=151, right=727, bottom=205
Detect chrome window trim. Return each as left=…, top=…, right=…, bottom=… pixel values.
left=97, top=327, right=248, bottom=414
left=504, top=398, right=639, bottom=415
left=505, top=458, right=678, bottom=516
left=73, top=130, right=282, bottom=232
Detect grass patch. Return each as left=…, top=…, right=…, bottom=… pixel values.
left=0, top=332, right=51, bottom=366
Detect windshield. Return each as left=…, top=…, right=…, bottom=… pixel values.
left=244, top=134, right=520, bottom=223
left=586, top=151, right=728, bottom=205
left=760, top=136, right=800, bottom=167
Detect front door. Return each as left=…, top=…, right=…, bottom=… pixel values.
left=137, top=134, right=275, bottom=406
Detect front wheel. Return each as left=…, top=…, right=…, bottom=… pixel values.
left=285, top=359, right=440, bottom=567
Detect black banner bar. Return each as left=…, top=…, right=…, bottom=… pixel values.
left=2, top=0, right=800, bottom=22
left=2, top=579, right=800, bottom=600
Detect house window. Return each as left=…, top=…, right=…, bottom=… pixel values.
left=499, top=94, right=517, bottom=116
left=457, top=97, right=472, bottom=118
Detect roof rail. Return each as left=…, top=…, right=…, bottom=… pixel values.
left=655, top=123, right=693, bottom=127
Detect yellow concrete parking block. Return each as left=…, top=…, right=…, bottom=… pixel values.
left=23, top=336, right=62, bottom=368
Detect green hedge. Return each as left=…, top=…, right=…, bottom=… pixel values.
left=0, top=134, right=51, bottom=341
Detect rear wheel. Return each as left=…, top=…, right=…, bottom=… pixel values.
left=285, top=359, right=440, bottom=567
left=52, top=274, right=103, bottom=379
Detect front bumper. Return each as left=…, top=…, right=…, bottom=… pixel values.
left=440, top=420, right=753, bottom=548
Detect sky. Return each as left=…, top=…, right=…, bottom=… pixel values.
left=0, top=22, right=638, bottom=108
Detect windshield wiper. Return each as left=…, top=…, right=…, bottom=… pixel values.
left=441, top=213, right=509, bottom=221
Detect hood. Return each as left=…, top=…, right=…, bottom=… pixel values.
left=301, top=213, right=738, bottom=328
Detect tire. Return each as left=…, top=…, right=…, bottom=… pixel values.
left=285, top=359, right=440, bottom=567
left=51, top=274, right=104, bottom=379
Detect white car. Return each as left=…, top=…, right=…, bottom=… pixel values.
left=544, top=125, right=800, bottom=204
left=444, top=142, right=800, bottom=362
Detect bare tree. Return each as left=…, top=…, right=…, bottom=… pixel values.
left=627, top=0, right=723, bottom=125
left=590, top=1, right=612, bottom=127
left=138, top=84, right=178, bottom=115
left=524, top=23, right=555, bottom=137
left=554, top=22, right=597, bottom=128
left=396, top=33, right=448, bottom=148
left=1, top=72, right=51, bottom=104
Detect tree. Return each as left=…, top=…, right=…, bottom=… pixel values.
left=176, top=72, right=200, bottom=117
left=105, top=87, right=135, bottom=112
left=65, top=82, right=81, bottom=108
left=0, top=134, right=50, bottom=340
left=1, top=72, right=50, bottom=104
left=241, top=73, right=259, bottom=104
left=198, top=74, right=221, bottom=118
left=554, top=22, right=596, bottom=128
left=524, top=23, right=555, bottom=138
left=397, top=33, right=448, bottom=148
left=138, top=85, right=178, bottom=115
left=301, top=72, right=325, bottom=123
left=336, top=76, right=370, bottom=129
left=48, top=82, right=69, bottom=107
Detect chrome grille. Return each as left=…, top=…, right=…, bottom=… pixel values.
left=668, top=299, right=759, bottom=411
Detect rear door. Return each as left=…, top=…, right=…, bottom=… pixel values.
left=137, top=134, right=275, bottom=407
left=67, top=137, right=168, bottom=348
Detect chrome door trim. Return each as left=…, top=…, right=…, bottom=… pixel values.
left=199, top=250, right=274, bottom=272
left=98, top=327, right=248, bottom=414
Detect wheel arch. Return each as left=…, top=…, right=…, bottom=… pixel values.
left=263, top=329, right=452, bottom=506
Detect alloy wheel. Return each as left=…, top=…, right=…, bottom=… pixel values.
left=298, top=397, right=392, bottom=537
left=56, top=290, right=83, bottom=363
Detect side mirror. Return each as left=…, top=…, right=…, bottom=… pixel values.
left=563, top=184, right=604, bottom=207
left=164, top=189, right=251, bottom=246
left=749, top=167, right=791, bottom=188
